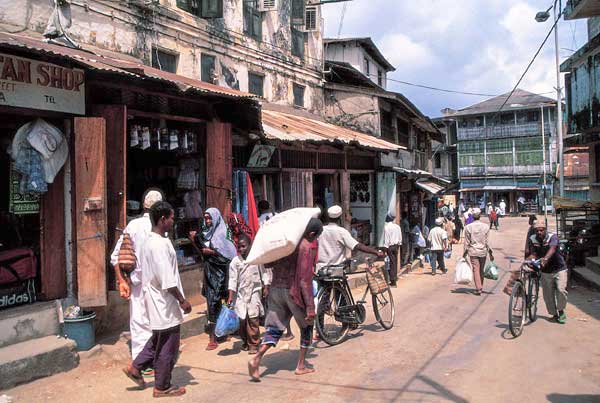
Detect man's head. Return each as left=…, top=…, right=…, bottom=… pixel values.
left=327, top=205, right=342, bottom=223
left=258, top=200, right=270, bottom=214
left=304, top=218, right=323, bottom=242
left=435, top=217, right=445, bottom=227
left=529, top=214, right=537, bottom=226
left=150, top=201, right=175, bottom=233
left=237, top=233, right=252, bottom=259
left=534, top=221, right=547, bottom=239
left=385, top=213, right=395, bottom=223
left=142, top=189, right=163, bottom=211
left=472, top=208, right=481, bottom=220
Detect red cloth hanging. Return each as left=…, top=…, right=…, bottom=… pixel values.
left=246, top=173, right=260, bottom=237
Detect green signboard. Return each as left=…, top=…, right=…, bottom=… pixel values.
left=9, top=164, right=40, bottom=215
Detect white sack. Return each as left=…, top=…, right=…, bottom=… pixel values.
left=246, top=207, right=321, bottom=265
left=454, top=257, right=473, bottom=285
left=26, top=118, right=68, bottom=184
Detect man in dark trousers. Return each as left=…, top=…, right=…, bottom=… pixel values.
left=122, top=201, right=192, bottom=398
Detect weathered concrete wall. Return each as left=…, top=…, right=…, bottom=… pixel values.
left=589, top=17, right=600, bottom=40
left=0, top=0, right=324, bottom=112
left=567, top=50, right=600, bottom=133
left=325, top=41, right=387, bottom=88
left=324, top=87, right=380, bottom=135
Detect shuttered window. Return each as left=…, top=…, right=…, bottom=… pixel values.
left=151, top=48, right=178, bottom=73
left=201, top=54, right=216, bottom=83
left=176, top=0, right=222, bottom=18
left=244, top=0, right=262, bottom=41
left=293, top=84, right=305, bottom=108
left=305, top=6, right=317, bottom=30
left=248, top=72, right=264, bottom=97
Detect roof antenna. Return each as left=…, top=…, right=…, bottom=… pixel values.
left=43, top=0, right=80, bottom=49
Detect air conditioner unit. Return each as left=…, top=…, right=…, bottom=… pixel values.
left=301, top=6, right=318, bottom=32
left=258, top=0, right=277, bottom=11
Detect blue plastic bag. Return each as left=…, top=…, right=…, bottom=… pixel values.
left=444, top=250, right=452, bottom=259
left=215, top=305, right=240, bottom=337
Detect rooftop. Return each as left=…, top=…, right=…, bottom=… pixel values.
left=324, top=37, right=396, bottom=72
left=443, top=89, right=557, bottom=117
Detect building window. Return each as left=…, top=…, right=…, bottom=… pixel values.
left=291, top=28, right=305, bottom=59
left=397, top=119, right=409, bottom=147
left=434, top=153, right=442, bottom=169
left=381, top=110, right=395, bottom=142
left=201, top=54, right=216, bottom=83
left=244, top=0, right=262, bottom=41
left=248, top=72, right=264, bottom=97
left=304, top=6, right=317, bottom=30
left=377, top=69, right=383, bottom=87
left=176, top=0, right=222, bottom=18
left=291, top=0, right=305, bottom=25
left=151, top=48, right=178, bottom=73
left=364, top=57, right=370, bottom=78
left=293, top=84, right=305, bottom=108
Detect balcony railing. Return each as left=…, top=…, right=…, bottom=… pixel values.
left=458, top=122, right=552, bottom=140
left=460, top=164, right=550, bottom=177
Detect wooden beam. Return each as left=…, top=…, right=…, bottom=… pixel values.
left=128, top=109, right=207, bottom=123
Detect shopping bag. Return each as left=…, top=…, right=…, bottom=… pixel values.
left=214, top=305, right=240, bottom=337
left=484, top=261, right=499, bottom=280
left=454, top=257, right=473, bottom=285
left=444, top=250, right=452, bottom=259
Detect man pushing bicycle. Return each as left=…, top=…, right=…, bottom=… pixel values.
left=525, top=221, right=568, bottom=324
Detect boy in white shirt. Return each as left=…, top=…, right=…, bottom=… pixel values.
left=381, top=214, right=402, bottom=287
left=122, top=201, right=191, bottom=398
left=227, top=233, right=272, bottom=354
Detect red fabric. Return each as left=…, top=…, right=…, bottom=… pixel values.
left=246, top=173, right=259, bottom=237
left=0, top=248, right=37, bottom=285
left=227, top=213, right=254, bottom=246
left=290, top=239, right=318, bottom=316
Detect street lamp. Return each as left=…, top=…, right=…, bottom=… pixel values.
left=535, top=0, right=564, bottom=197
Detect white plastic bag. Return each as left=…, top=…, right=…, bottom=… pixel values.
left=25, top=119, right=68, bottom=183
left=454, top=257, right=473, bottom=285
left=246, top=207, right=321, bottom=265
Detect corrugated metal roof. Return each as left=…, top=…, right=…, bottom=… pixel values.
left=447, top=89, right=556, bottom=117
left=0, top=32, right=255, bottom=100
left=262, top=109, right=402, bottom=151
left=415, top=180, right=445, bottom=195
left=324, top=37, right=395, bottom=72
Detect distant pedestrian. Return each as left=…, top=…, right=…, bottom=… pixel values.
left=465, top=208, right=474, bottom=225
left=499, top=199, right=507, bottom=216
left=464, top=208, right=494, bottom=296
left=248, top=218, right=323, bottom=382
left=411, top=221, right=427, bottom=262
left=122, top=201, right=191, bottom=397
left=444, top=215, right=456, bottom=250
left=110, top=189, right=163, bottom=365
left=400, top=213, right=411, bottom=265
left=227, top=233, right=272, bottom=354
left=517, top=195, right=526, bottom=213
left=428, top=217, right=448, bottom=275
left=523, top=215, right=538, bottom=258
left=489, top=207, right=498, bottom=230
left=381, top=213, right=402, bottom=287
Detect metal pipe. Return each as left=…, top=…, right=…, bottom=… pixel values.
left=541, top=106, right=548, bottom=227
left=555, top=0, right=565, bottom=196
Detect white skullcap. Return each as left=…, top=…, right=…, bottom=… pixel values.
left=328, top=205, right=343, bottom=219
left=472, top=208, right=482, bottom=218
left=435, top=217, right=445, bottom=225
left=143, top=190, right=163, bottom=209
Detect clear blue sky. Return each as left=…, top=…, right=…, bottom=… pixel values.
left=321, top=0, right=587, bottom=117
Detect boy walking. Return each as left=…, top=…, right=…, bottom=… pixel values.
left=227, top=234, right=272, bottom=354
left=428, top=217, right=448, bottom=275
left=122, top=201, right=191, bottom=397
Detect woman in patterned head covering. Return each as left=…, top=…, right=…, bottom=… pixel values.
left=190, top=207, right=237, bottom=350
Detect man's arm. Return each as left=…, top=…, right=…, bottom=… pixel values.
left=354, top=243, right=385, bottom=257
left=110, top=234, right=130, bottom=299
left=167, top=287, right=191, bottom=314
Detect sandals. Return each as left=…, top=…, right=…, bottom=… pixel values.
left=206, top=342, right=218, bottom=351
left=122, top=367, right=145, bottom=388
left=153, top=385, right=186, bottom=398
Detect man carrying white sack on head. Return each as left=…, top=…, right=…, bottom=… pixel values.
left=111, top=189, right=163, bottom=370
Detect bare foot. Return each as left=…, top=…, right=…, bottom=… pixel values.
left=295, top=367, right=316, bottom=376
left=248, top=358, right=261, bottom=382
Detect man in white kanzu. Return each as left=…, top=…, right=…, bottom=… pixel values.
left=122, top=201, right=192, bottom=398
left=110, top=189, right=163, bottom=364
left=318, top=205, right=384, bottom=271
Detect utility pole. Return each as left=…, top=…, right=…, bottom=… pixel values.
left=541, top=105, right=548, bottom=227
left=555, top=0, right=565, bottom=196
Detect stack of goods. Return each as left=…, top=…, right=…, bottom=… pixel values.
left=129, top=125, right=197, bottom=153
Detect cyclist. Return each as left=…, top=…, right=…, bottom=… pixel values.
left=525, top=221, right=568, bottom=324
left=317, top=205, right=384, bottom=271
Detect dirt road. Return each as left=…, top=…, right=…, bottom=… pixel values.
left=6, top=217, right=600, bottom=402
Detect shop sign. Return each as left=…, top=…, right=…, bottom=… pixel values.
left=247, top=144, right=275, bottom=168
left=0, top=53, right=85, bottom=115
left=9, top=164, right=40, bottom=215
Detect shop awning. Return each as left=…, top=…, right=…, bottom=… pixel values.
left=415, top=179, right=446, bottom=195
left=0, top=32, right=256, bottom=100
left=483, top=185, right=517, bottom=191
left=392, top=167, right=433, bottom=177
left=262, top=109, right=403, bottom=152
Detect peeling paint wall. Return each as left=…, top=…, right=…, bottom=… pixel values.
left=1, top=0, right=324, bottom=112
left=566, top=50, right=600, bottom=133
left=324, top=88, right=380, bottom=135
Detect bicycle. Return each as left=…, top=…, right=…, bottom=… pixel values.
left=314, top=258, right=395, bottom=346
left=508, top=259, right=541, bottom=338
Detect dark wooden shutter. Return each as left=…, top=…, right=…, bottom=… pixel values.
left=202, top=0, right=223, bottom=18
left=291, top=0, right=305, bottom=25
left=74, top=117, right=108, bottom=307
left=206, top=121, right=232, bottom=214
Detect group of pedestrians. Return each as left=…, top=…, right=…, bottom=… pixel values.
left=112, top=193, right=390, bottom=394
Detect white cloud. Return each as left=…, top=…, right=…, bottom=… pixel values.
left=378, top=34, right=437, bottom=72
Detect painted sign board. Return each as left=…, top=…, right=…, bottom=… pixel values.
left=0, top=53, right=85, bottom=115
left=247, top=144, right=275, bottom=168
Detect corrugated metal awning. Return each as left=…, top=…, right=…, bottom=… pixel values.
left=262, top=109, right=402, bottom=151
left=0, top=32, right=256, bottom=100
left=415, top=179, right=446, bottom=195
left=483, top=185, right=517, bottom=191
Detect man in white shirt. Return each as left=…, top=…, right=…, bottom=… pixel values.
left=428, top=217, right=448, bottom=276
left=110, top=189, right=162, bottom=362
left=122, top=201, right=191, bottom=398
left=317, top=205, right=384, bottom=271
left=258, top=200, right=274, bottom=226
left=381, top=213, right=402, bottom=286
left=499, top=199, right=507, bottom=216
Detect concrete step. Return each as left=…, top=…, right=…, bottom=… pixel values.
left=572, top=266, right=600, bottom=291
left=0, top=335, right=79, bottom=390
left=0, top=301, right=59, bottom=349
left=585, top=256, right=600, bottom=275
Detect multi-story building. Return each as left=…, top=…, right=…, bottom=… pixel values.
left=445, top=89, right=557, bottom=214
left=2, top=0, right=325, bottom=112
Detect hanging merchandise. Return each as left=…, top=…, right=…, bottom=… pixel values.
left=160, top=128, right=169, bottom=151
left=178, top=130, right=188, bottom=151
left=184, top=190, right=203, bottom=219
left=246, top=173, right=259, bottom=236
left=169, top=129, right=179, bottom=151
left=23, top=119, right=68, bottom=184
left=177, top=159, right=199, bottom=190
left=154, top=128, right=161, bottom=150
left=186, top=130, right=196, bottom=153
left=130, top=125, right=140, bottom=148
left=141, top=127, right=151, bottom=150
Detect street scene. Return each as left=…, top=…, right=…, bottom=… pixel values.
left=1, top=0, right=600, bottom=402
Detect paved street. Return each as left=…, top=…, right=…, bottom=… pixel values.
left=6, top=217, right=600, bottom=402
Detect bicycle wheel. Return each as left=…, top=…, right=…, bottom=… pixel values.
left=372, top=288, right=395, bottom=330
left=315, top=282, right=351, bottom=346
left=528, top=276, right=540, bottom=323
left=508, top=281, right=526, bottom=338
